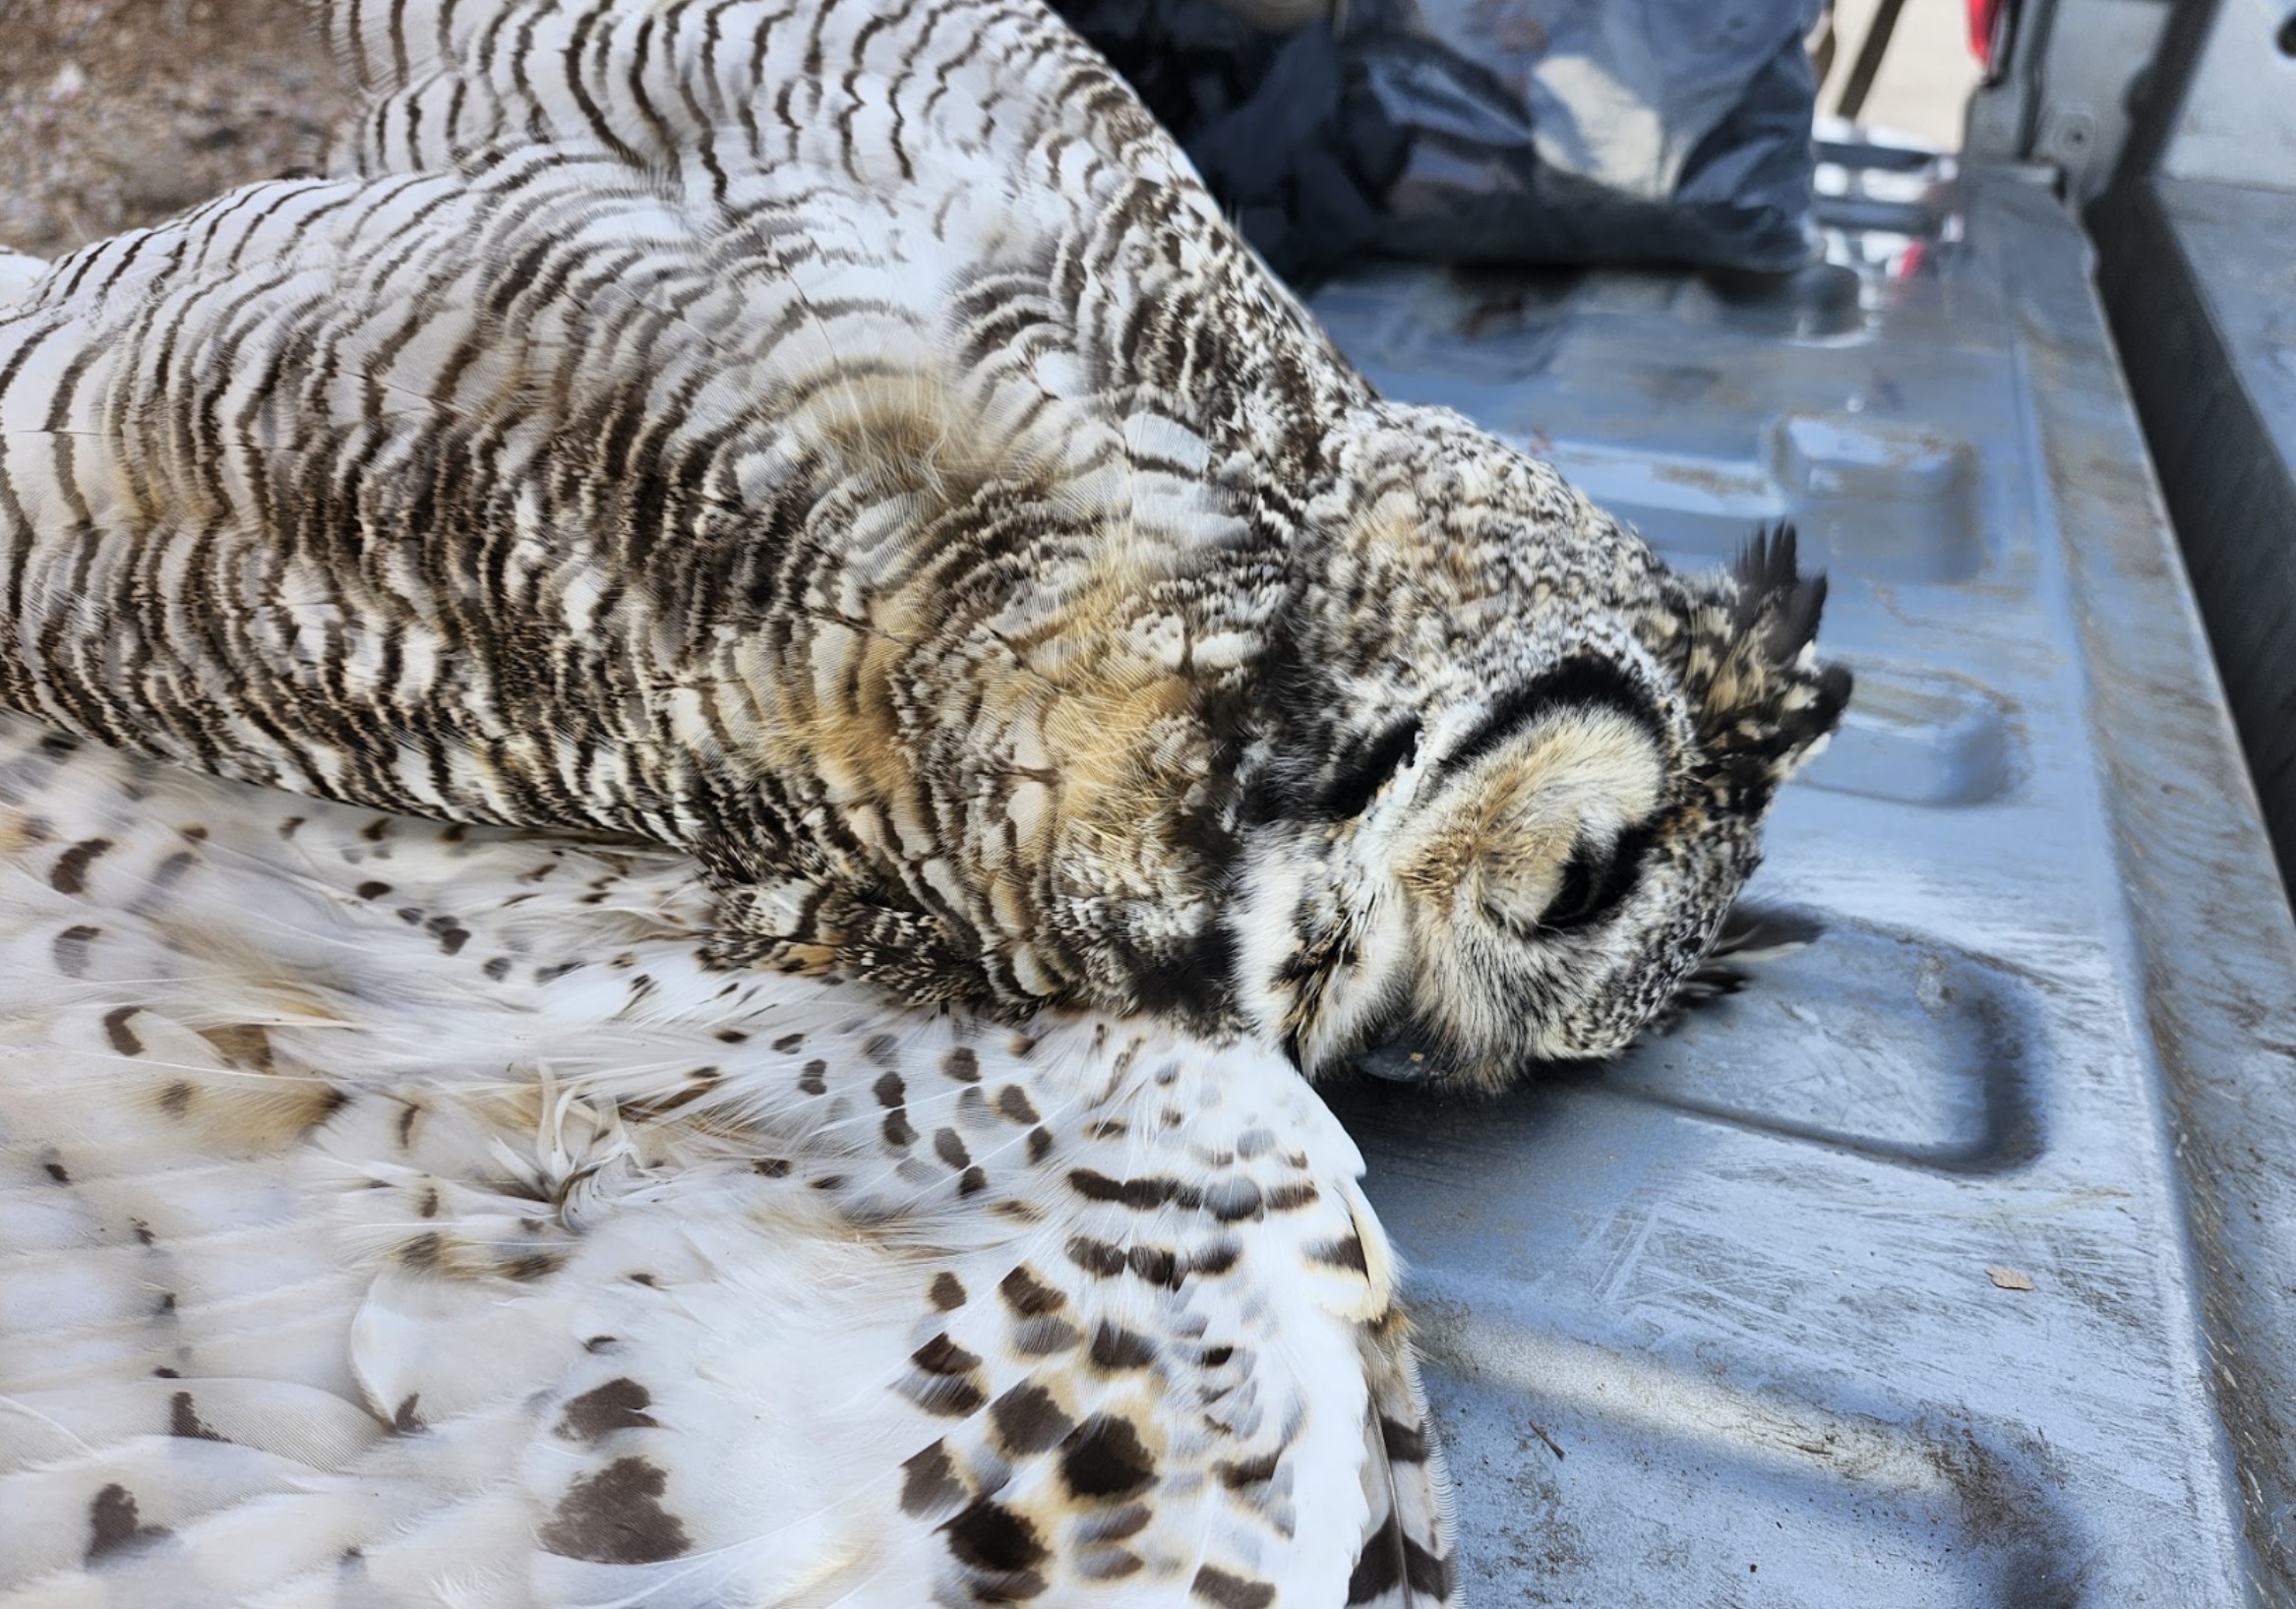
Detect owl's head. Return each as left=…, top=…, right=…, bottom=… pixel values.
left=1231, top=412, right=1849, bottom=1090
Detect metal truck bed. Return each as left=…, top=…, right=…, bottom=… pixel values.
left=2098, top=173, right=2296, bottom=911
left=1306, top=164, right=2296, bottom=1605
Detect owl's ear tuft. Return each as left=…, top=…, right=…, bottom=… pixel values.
left=1685, top=524, right=1852, bottom=806
left=1732, top=523, right=1828, bottom=663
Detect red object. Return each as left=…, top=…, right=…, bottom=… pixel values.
left=1968, top=0, right=2008, bottom=71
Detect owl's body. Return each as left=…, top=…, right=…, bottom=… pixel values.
left=1, top=0, right=1346, bottom=1026
left=0, top=0, right=1846, bottom=1601
left=0, top=0, right=1844, bottom=1078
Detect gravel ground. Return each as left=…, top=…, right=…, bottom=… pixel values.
left=0, top=0, right=347, bottom=265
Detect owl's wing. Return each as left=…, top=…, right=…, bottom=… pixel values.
left=0, top=708, right=1455, bottom=1606
left=0, top=708, right=718, bottom=1605
left=327, top=0, right=1118, bottom=182
left=0, top=0, right=1356, bottom=853
left=315, top=0, right=1363, bottom=416
left=1349, top=1318, right=1462, bottom=1607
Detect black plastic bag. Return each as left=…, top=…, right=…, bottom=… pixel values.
left=1057, top=0, right=1823, bottom=283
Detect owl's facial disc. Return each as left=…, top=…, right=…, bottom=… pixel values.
left=1422, top=703, right=1665, bottom=942
left=1239, top=528, right=1848, bottom=1090
left=1344, top=688, right=1675, bottom=1086
left=1235, top=662, right=1712, bottom=1090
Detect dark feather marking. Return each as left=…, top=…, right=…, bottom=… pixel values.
left=912, top=1334, right=982, bottom=1375
left=940, top=1497, right=1048, bottom=1574
left=538, top=1457, right=692, bottom=1564
left=905, top=1373, right=989, bottom=1417
left=1067, top=1235, right=1127, bottom=1279
left=50, top=836, right=111, bottom=894
left=1192, top=1565, right=1277, bottom=1608
left=999, top=1265, right=1065, bottom=1316
left=1069, top=1168, right=1188, bottom=1210
left=556, top=1378, right=660, bottom=1442
left=1218, top=1449, right=1280, bottom=1488
left=1060, top=1414, right=1156, bottom=1500
left=1317, top=717, right=1421, bottom=820
left=1090, top=1323, right=1155, bottom=1371
left=1437, top=655, right=1661, bottom=781
left=1347, top=1511, right=1455, bottom=1604
left=900, top=1440, right=967, bottom=1518
left=1734, top=522, right=1826, bottom=655
left=86, top=1484, right=169, bottom=1565
left=1126, top=1244, right=1179, bottom=1287
left=54, top=924, right=99, bottom=977
left=1189, top=1239, right=1240, bottom=1277
left=102, top=1006, right=142, bottom=1056
left=168, top=1392, right=225, bottom=1441
left=990, top=1382, right=1074, bottom=1453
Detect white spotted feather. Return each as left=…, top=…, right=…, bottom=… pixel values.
left=0, top=708, right=1454, bottom=1604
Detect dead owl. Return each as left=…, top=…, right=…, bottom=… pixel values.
left=0, top=0, right=1845, bottom=1602
left=0, top=0, right=1845, bottom=1094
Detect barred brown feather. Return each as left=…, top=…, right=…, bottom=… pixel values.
left=0, top=0, right=1843, bottom=1082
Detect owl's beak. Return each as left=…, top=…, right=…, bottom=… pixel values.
left=1350, top=1024, right=1448, bottom=1084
